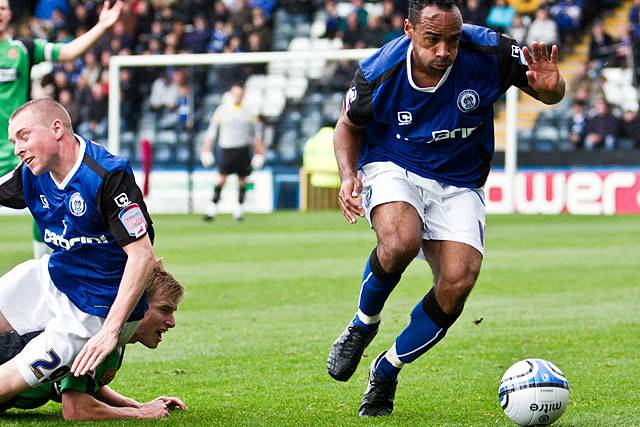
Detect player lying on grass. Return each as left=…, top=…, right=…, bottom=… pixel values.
left=0, top=261, right=187, bottom=420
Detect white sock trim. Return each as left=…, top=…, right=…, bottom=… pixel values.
left=386, top=343, right=405, bottom=368
left=356, top=309, right=381, bottom=325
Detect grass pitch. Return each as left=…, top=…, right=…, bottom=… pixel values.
left=0, top=212, right=638, bottom=426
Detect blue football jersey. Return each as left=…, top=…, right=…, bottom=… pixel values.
left=0, top=135, right=152, bottom=320
left=345, top=24, right=529, bottom=188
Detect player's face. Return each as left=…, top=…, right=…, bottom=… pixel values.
left=0, top=0, right=12, bottom=34
left=405, top=6, right=462, bottom=77
left=135, top=294, right=178, bottom=349
left=9, top=112, right=61, bottom=176
left=230, top=86, right=244, bottom=105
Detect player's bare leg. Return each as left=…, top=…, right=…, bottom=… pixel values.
left=329, top=202, right=421, bottom=382
left=0, top=312, right=14, bottom=333
left=0, top=359, right=30, bottom=404
left=204, top=174, right=228, bottom=221
left=360, top=240, right=482, bottom=417
left=235, top=176, right=247, bottom=222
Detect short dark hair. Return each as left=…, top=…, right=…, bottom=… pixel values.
left=408, top=0, right=459, bottom=25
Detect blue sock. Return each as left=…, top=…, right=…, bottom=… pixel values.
left=375, top=355, right=401, bottom=381
left=395, top=289, right=461, bottom=364
left=357, top=248, right=403, bottom=321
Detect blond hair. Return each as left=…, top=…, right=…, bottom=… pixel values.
left=10, top=98, right=73, bottom=131
left=146, top=259, right=184, bottom=304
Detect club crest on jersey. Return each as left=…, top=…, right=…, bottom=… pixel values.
left=40, top=195, right=50, bottom=209
left=397, top=111, right=413, bottom=125
left=345, top=86, right=357, bottom=111
left=118, top=203, right=147, bottom=238
left=69, top=192, right=87, bottom=217
left=457, top=89, right=480, bottom=113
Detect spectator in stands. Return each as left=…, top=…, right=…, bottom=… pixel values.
left=364, top=15, right=385, bottom=48
left=80, top=50, right=102, bottom=87
left=149, top=70, right=179, bottom=115
left=630, top=0, right=640, bottom=37
left=248, top=7, right=270, bottom=50
left=382, top=13, right=404, bottom=45
left=618, top=109, right=640, bottom=148
left=34, top=0, right=69, bottom=23
left=324, top=0, right=341, bottom=39
left=509, top=14, right=528, bottom=45
left=550, top=0, right=581, bottom=44
left=486, top=0, right=516, bottom=34
left=351, top=0, right=369, bottom=31
left=78, top=82, right=109, bottom=140
left=589, top=20, right=616, bottom=70
left=526, top=7, right=559, bottom=46
left=583, top=98, right=620, bottom=150
left=341, top=12, right=364, bottom=49
left=182, top=14, right=210, bottom=53
left=461, top=0, right=488, bottom=27
left=567, top=100, right=587, bottom=149
left=510, top=0, right=543, bottom=20
left=568, top=61, right=603, bottom=104
left=58, top=87, right=80, bottom=124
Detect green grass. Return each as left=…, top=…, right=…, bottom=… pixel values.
left=0, top=212, right=639, bottom=426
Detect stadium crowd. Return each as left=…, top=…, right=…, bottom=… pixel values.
left=7, top=0, right=639, bottom=155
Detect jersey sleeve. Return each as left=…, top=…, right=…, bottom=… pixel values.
left=58, top=349, right=124, bottom=395
left=97, top=169, right=153, bottom=247
left=345, top=67, right=374, bottom=127
left=0, top=164, right=26, bottom=209
left=497, top=35, right=529, bottom=91
left=18, top=38, right=62, bottom=65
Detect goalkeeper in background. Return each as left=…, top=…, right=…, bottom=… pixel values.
left=0, top=0, right=124, bottom=257
left=200, top=83, right=265, bottom=222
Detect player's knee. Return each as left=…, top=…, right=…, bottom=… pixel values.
left=377, top=235, right=421, bottom=272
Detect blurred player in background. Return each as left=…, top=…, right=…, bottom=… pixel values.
left=0, top=0, right=124, bottom=258
left=328, top=0, right=565, bottom=417
left=0, top=98, right=155, bottom=403
left=0, top=260, right=186, bottom=420
left=200, top=83, right=264, bottom=222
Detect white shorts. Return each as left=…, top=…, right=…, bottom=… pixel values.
left=0, top=255, right=139, bottom=386
left=361, top=162, right=486, bottom=255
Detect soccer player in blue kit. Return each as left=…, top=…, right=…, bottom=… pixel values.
left=327, top=0, right=565, bottom=417
left=0, top=98, right=155, bottom=404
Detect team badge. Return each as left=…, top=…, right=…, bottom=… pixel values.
left=118, top=203, right=147, bottom=238
left=69, top=192, right=87, bottom=217
left=114, top=192, right=131, bottom=207
left=457, top=89, right=480, bottom=113
left=345, top=86, right=357, bottom=111
left=7, top=48, right=18, bottom=59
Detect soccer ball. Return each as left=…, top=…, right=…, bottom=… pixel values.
left=498, top=358, right=570, bottom=426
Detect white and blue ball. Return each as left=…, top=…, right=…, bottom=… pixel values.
left=498, top=358, right=570, bottom=426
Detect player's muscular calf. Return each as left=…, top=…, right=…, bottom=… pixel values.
left=424, top=240, right=482, bottom=314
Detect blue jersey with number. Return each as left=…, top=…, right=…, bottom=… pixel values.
left=345, top=24, right=529, bottom=188
left=0, top=135, right=152, bottom=320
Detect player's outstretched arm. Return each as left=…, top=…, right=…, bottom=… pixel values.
left=521, top=41, right=565, bottom=105
left=58, top=0, right=123, bottom=61
left=71, top=235, right=155, bottom=376
left=61, top=390, right=171, bottom=420
left=334, top=110, right=365, bottom=224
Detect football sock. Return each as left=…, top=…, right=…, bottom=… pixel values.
left=213, top=185, right=222, bottom=204
left=394, top=288, right=461, bottom=364
left=238, top=184, right=247, bottom=204
left=356, top=248, right=403, bottom=324
left=374, top=348, right=402, bottom=381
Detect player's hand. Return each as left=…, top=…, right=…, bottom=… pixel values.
left=522, top=41, right=561, bottom=95
left=139, top=399, right=170, bottom=419
left=98, top=1, right=124, bottom=30
left=155, top=396, right=188, bottom=411
left=338, top=175, right=365, bottom=224
left=200, top=151, right=215, bottom=167
left=71, top=328, right=119, bottom=377
left=251, top=153, right=265, bottom=170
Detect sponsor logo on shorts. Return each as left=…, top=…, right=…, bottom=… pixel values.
left=68, top=192, right=87, bottom=217
left=118, top=203, right=147, bottom=238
